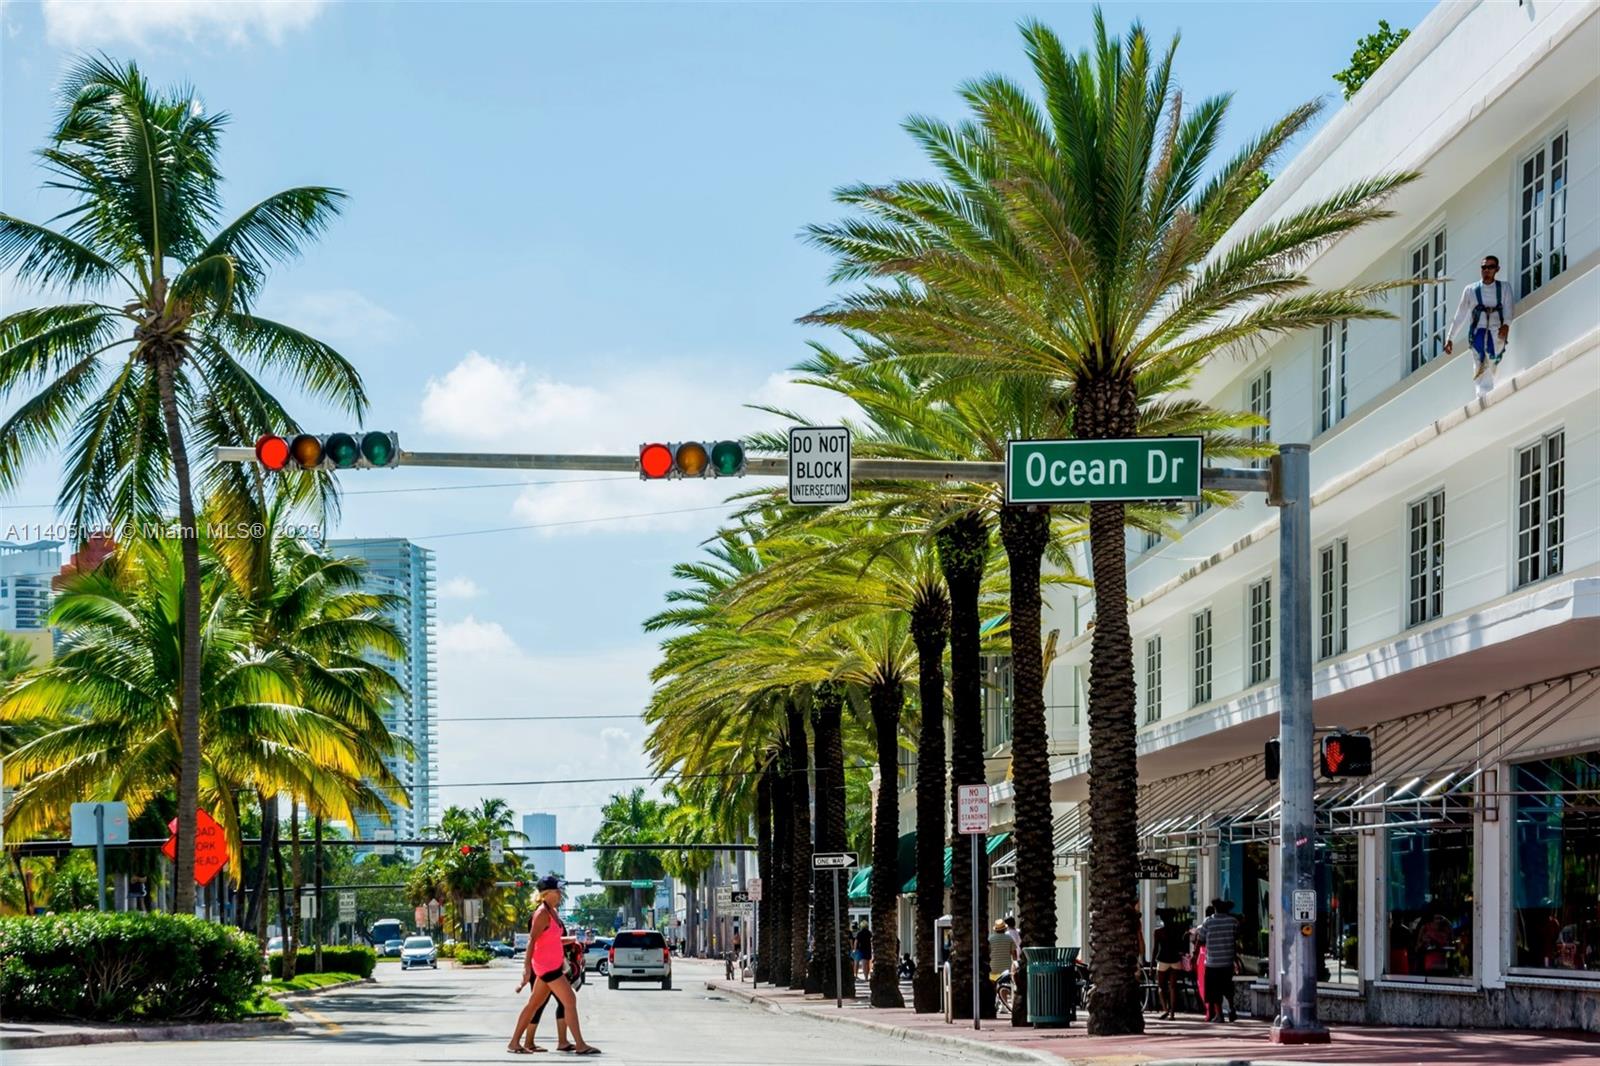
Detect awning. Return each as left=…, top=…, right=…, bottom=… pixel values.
left=979, top=613, right=1009, bottom=636
left=904, top=832, right=1011, bottom=893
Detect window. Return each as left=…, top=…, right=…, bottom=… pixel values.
left=1511, top=749, right=1600, bottom=973
left=1247, top=577, right=1272, bottom=685
left=1140, top=529, right=1161, bottom=552
left=1144, top=636, right=1163, bottom=724
left=1519, top=130, right=1568, bottom=298
left=1319, top=539, right=1348, bottom=660
left=1386, top=810, right=1474, bottom=979
left=1248, top=368, right=1272, bottom=466
left=1409, top=228, right=1448, bottom=372
left=1516, top=430, right=1565, bottom=588
left=1191, top=609, right=1212, bottom=706
left=1407, top=491, right=1445, bottom=627
left=1319, top=320, right=1348, bottom=433
left=1316, top=831, right=1359, bottom=988
left=983, top=655, right=1014, bottom=748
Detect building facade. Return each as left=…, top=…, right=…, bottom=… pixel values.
left=1039, top=0, right=1598, bottom=1030
left=0, top=540, right=62, bottom=631
left=522, top=812, right=566, bottom=880
left=327, top=538, right=439, bottom=848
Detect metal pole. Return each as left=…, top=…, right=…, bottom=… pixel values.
left=94, top=804, right=107, bottom=912
left=1271, top=444, right=1329, bottom=1045
left=971, top=833, right=981, bottom=1031
left=832, top=869, right=844, bottom=1010
left=313, top=816, right=324, bottom=972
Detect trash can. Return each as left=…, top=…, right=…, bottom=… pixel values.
left=1023, top=947, right=1078, bottom=1028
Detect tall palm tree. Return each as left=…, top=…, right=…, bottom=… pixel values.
left=0, top=58, right=365, bottom=911
left=594, top=788, right=668, bottom=925
left=804, top=13, right=1417, bottom=1031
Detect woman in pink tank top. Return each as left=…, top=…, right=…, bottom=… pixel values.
left=508, top=876, right=600, bottom=1055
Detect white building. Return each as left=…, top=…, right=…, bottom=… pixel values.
left=0, top=540, right=62, bottom=631
left=1037, top=0, right=1598, bottom=1030
left=327, top=538, right=438, bottom=849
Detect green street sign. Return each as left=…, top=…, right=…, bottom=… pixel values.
left=1006, top=437, right=1202, bottom=503
left=630, top=879, right=656, bottom=890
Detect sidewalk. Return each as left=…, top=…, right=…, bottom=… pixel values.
left=0, top=1017, right=291, bottom=1051
left=701, top=969, right=1600, bottom=1066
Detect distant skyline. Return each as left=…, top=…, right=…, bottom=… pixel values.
left=0, top=0, right=1434, bottom=882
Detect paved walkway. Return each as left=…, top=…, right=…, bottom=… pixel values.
left=704, top=972, right=1600, bottom=1065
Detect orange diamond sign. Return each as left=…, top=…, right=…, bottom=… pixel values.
left=161, top=809, right=229, bottom=887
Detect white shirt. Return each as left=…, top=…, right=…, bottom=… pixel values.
left=1447, top=279, right=1515, bottom=340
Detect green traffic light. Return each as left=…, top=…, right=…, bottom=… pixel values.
left=324, top=432, right=359, bottom=468
left=361, top=431, right=395, bottom=467
left=710, top=440, right=745, bottom=476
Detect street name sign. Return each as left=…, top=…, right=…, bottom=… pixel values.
left=339, top=891, right=356, bottom=922
left=1006, top=437, right=1202, bottom=504
left=812, top=852, right=858, bottom=870
left=788, top=426, right=851, bottom=505
left=956, top=785, right=990, bottom=835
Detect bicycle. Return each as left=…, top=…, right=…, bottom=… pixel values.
left=994, top=970, right=1014, bottom=1015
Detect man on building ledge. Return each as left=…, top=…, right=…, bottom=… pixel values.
left=1443, top=254, right=1514, bottom=398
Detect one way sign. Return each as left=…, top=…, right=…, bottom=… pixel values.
left=812, top=852, right=858, bottom=870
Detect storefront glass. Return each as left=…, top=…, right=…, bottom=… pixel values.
left=1385, top=817, right=1474, bottom=979
left=1219, top=837, right=1271, bottom=974
left=1512, top=749, right=1600, bottom=974
left=1154, top=850, right=1199, bottom=929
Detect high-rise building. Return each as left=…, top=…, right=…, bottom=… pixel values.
left=326, top=538, right=438, bottom=849
left=522, top=812, right=565, bottom=880
left=0, top=540, right=63, bottom=631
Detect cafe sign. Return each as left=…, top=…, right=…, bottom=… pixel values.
left=1136, top=857, right=1180, bottom=881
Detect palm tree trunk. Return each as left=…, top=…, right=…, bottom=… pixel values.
left=284, top=800, right=301, bottom=981
left=938, top=511, right=990, bottom=1019
left=1000, top=505, right=1055, bottom=1026
left=771, top=746, right=793, bottom=986
left=250, top=791, right=277, bottom=945
left=1078, top=374, right=1143, bottom=1036
left=756, top=764, right=774, bottom=981
left=785, top=700, right=812, bottom=990
left=811, top=682, right=853, bottom=999
left=869, top=678, right=907, bottom=1008
left=153, top=357, right=202, bottom=918
left=910, top=582, right=950, bottom=1013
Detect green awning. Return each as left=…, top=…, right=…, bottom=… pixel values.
left=979, top=613, right=1009, bottom=636
left=847, top=867, right=871, bottom=901
left=904, top=832, right=1010, bottom=894
left=847, top=832, right=919, bottom=902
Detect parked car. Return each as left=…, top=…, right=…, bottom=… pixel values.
left=486, top=940, right=516, bottom=958
left=383, top=938, right=404, bottom=958
left=400, top=935, right=438, bottom=970
left=608, top=929, right=670, bottom=990
left=265, top=936, right=284, bottom=955
left=513, top=932, right=529, bottom=955
left=583, top=938, right=612, bottom=974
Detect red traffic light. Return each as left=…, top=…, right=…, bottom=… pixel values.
left=255, top=434, right=290, bottom=471
left=639, top=443, right=673, bottom=479
left=460, top=845, right=473, bottom=855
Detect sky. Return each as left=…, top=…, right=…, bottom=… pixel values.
left=0, top=0, right=1434, bottom=882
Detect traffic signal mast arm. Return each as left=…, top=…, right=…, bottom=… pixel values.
left=215, top=444, right=1271, bottom=490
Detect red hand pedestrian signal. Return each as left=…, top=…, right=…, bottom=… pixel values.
left=1325, top=739, right=1345, bottom=774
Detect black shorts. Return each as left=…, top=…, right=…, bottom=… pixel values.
left=537, top=967, right=566, bottom=983
left=1203, top=966, right=1234, bottom=1004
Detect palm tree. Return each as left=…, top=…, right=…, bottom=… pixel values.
left=804, top=13, right=1417, bottom=1032
left=0, top=58, right=365, bottom=912
left=594, top=788, right=668, bottom=925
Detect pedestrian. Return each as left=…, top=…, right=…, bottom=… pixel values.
left=987, top=919, right=1016, bottom=983
left=1191, top=904, right=1213, bottom=1015
left=1196, top=898, right=1241, bottom=1023
left=1151, top=909, right=1185, bottom=1019
left=1004, top=914, right=1022, bottom=959
left=1443, top=254, right=1514, bottom=398
left=854, top=920, right=874, bottom=981
left=509, top=877, right=600, bottom=1055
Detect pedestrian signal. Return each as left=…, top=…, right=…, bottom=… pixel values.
left=1320, top=732, right=1373, bottom=778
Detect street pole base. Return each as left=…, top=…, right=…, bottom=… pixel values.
left=1269, top=1023, right=1331, bottom=1045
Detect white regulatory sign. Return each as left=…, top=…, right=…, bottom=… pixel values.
left=1292, top=889, right=1316, bottom=922
left=788, top=426, right=851, bottom=506
left=956, top=784, right=990, bottom=835
left=748, top=877, right=763, bottom=902
left=338, top=891, right=356, bottom=922
left=812, top=852, right=858, bottom=870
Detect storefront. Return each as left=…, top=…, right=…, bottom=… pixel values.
left=1054, top=669, right=1600, bottom=1030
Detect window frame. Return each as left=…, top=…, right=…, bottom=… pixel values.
left=1247, top=367, right=1272, bottom=467
left=1517, top=126, right=1569, bottom=299
left=1505, top=744, right=1600, bottom=981
left=1319, top=320, right=1349, bottom=434
left=1144, top=635, right=1163, bottom=724
left=1513, top=428, right=1565, bottom=590
left=1406, top=489, right=1446, bottom=628
left=1407, top=226, right=1449, bottom=373
left=1191, top=608, right=1213, bottom=707
left=1318, top=537, right=1349, bottom=660
left=1247, top=576, right=1272, bottom=686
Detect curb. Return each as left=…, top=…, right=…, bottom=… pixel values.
left=704, top=980, right=1061, bottom=1064
left=1, top=1017, right=293, bottom=1051
left=270, top=976, right=376, bottom=1000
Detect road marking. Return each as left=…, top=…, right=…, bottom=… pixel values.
left=291, top=1002, right=343, bottom=1034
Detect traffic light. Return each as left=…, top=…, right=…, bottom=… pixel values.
left=559, top=843, right=585, bottom=853
left=638, top=441, right=746, bottom=479
left=1264, top=738, right=1280, bottom=782
left=1320, top=731, right=1373, bottom=778
left=251, top=431, right=401, bottom=471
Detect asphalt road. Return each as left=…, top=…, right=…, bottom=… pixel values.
left=7, top=958, right=997, bottom=1066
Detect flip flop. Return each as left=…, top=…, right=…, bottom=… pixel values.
left=572, top=1048, right=602, bottom=1056
left=507, top=1048, right=531, bottom=1055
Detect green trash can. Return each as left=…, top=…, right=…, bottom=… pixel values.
left=1023, top=946, right=1078, bottom=1028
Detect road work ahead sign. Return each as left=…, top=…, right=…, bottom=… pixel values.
left=788, top=426, right=851, bottom=505
left=1006, top=437, right=1202, bottom=504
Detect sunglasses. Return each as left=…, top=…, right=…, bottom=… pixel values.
left=1480, top=264, right=1499, bottom=271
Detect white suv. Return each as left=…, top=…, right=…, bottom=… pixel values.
left=607, top=930, right=671, bottom=990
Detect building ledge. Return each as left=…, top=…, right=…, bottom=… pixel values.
left=1503, top=974, right=1600, bottom=991
left=1371, top=979, right=1482, bottom=996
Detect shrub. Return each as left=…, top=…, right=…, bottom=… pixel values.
left=0, top=912, right=260, bottom=1022
left=457, top=948, right=491, bottom=965
left=436, top=942, right=458, bottom=958
left=267, top=946, right=377, bottom=980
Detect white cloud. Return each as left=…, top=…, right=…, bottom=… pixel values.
left=420, top=352, right=858, bottom=536
left=437, top=576, right=481, bottom=600
left=42, top=0, right=326, bottom=48
left=434, top=616, right=660, bottom=881
left=262, top=288, right=403, bottom=346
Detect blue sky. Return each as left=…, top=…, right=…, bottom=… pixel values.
left=1, top=0, right=1433, bottom=880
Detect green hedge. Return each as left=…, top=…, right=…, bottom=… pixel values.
left=268, top=946, right=377, bottom=979
left=0, top=912, right=260, bottom=1022
left=457, top=947, right=491, bottom=965
left=436, top=942, right=458, bottom=958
